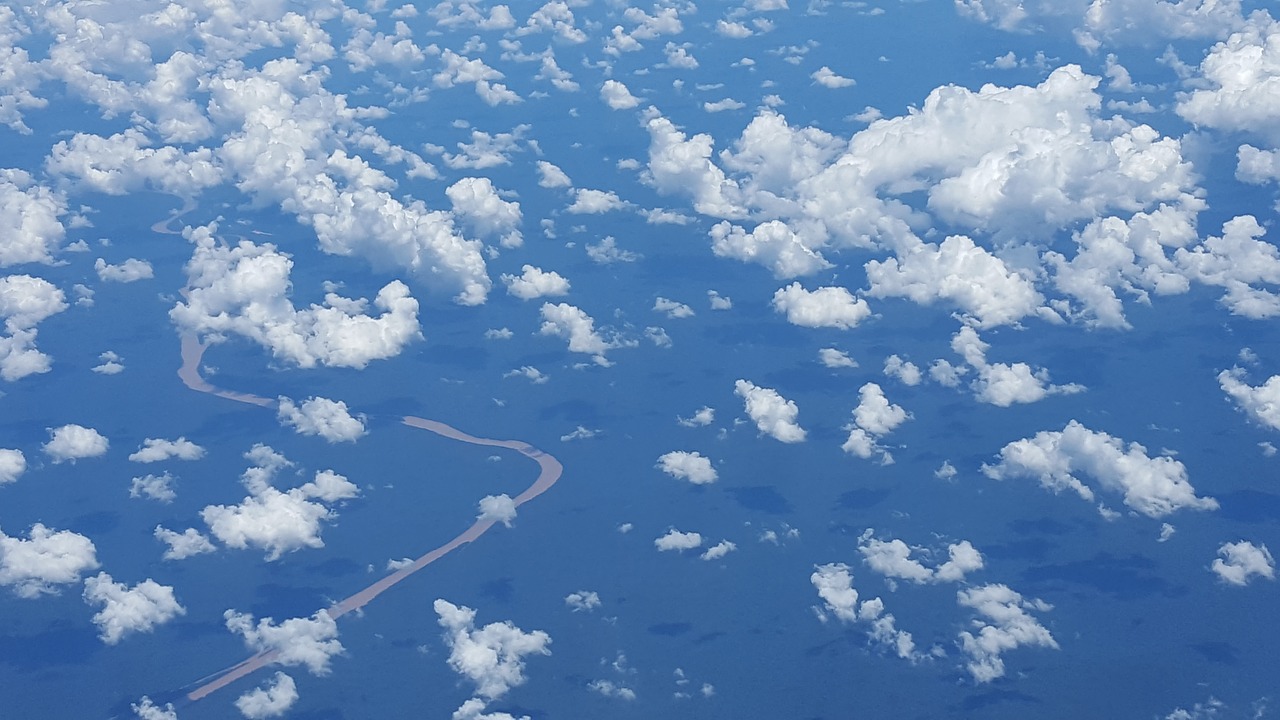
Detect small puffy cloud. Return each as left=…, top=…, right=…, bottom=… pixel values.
left=504, top=366, right=548, bottom=384
left=656, top=451, right=718, bottom=484
left=564, top=590, right=601, bottom=612
left=811, top=66, right=855, bottom=88
left=536, top=161, right=572, bottom=188
left=700, top=540, right=737, bottom=561
left=448, top=178, right=523, bottom=248
left=0, top=524, right=99, bottom=597
left=236, top=672, right=298, bottom=719
left=586, top=236, right=640, bottom=264
left=704, top=98, right=746, bottom=113
left=154, top=527, right=217, bottom=560
left=82, top=572, right=185, bottom=645
left=278, top=396, right=367, bottom=443
left=810, top=563, right=917, bottom=659
left=566, top=188, right=626, bottom=214
left=982, top=420, right=1218, bottom=518
left=716, top=20, right=753, bottom=37
left=0, top=449, right=25, bottom=484
left=772, top=283, right=870, bottom=329
left=735, top=379, right=806, bottom=443
left=130, top=473, right=177, bottom=503
left=94, top=258, right=154, bottom=283
left=502, top=265, right=570, bottom=300
left=129, top=437, right=205, bottom=463
left=0, top=274, right=67, bottom=380
left=588, top=679, right=637, bottom=701
left=92, top=350, right=124, bottom=374
left=819, top=348, right=857, bottom=368
left=1211, top=541, right=1275, bottom=586
left=653, top=297, right=694, bottom=318
left=224, top=609, right=344, bottom=676
left=858, top=531, right=984, bottom=585
left=883, top=355, right=922, bottom=385
left=1218, top=368, right=1280, bottom=431
left=949, top=327, right=1083, bottom=406
left=434, top=599, right=551, bottom=700
left=711, top=222, right=830, bottom=278
left=600, top=79, right=641, bottom=109
left=677, top=406, right=715, bottom=427
left=655, top=529, right=704, bottom=552
left=539, top=303, right=613, bottom=356
left=708, top=290, right=733, bottom=309
left=956, top=584, right=1057, bottom=683
left=299, top=470, right=360, bottom=503
left=560, top=426, right=598, bottom=442
left=43, top=424, right=109, bottom=463
left=852, top=383, right=910, bottom=436
left=478, top=494, right=517, bottom=527
left=131, top=697, right=178, bottom=720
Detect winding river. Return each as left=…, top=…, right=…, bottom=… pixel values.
left=174, top=335, right=563, bottom=702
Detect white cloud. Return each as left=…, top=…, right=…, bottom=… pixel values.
left=653, top=297, right=694, bottom=318
left=865, top=235, right=1044, bottom=329
left=154, top=526, right=217, bottom=560
left=858, top=531, right=984, bottom=584
left=1176, top=216, right=1280, bottom=319
left=1219, top=368, right=1280, bottom=430
left=539, top=302, right=619, bottom=357
left=278, top=396, right=367, bottom=443
left=235, top=672, right=298, bottom=719
left=959, top=0, right=1247, bottom=48
left=0, top=448, right=25, bottom=484
left=171, top=231, right=423, bottom=368
left=94, top=258, right=154, bottom=283
left=948, top=327, right=1084, bottom=406
left=478, top=494, right=517, bottom=527
left=82, top=572, right=185, bottom=645
left=700, top=540, right=737, bottom=561
left=434, top=599, right=551, bottom=700
left=1176, top=13, right=1280, bottom=144
left=708, top=290, right=733, bottom=310
left=586, top=236, right=640, bottom=264
left=504, top=366, right=548, bottom=384
left=43, top=424, right=109, bottom=463
left=810, top=563, right=917, bottom=659
left=710, top=221, right=830, bottom=278
left=130, top=473, right=177, bottom=503
left=883, top=355, right=922, bottom=386
left=772, top=283, right=870, bottom=329
left=982, top=420, right=1219, bottom=518
left=819, top=348, right=857, bottom=368
left=564, top=590, right=600, bottom=612
left=92, top=350, right=124, bottom=375
left=1211, top=541, right=1276, bottom=586
left=735, top=379, right=806, bottom=443
left=225, top=609, right=344, bottom=675
left=811, top=66, right=855, bottom=88
left=129, top=437, right=205, bottom=463
left=956, top=583, right=1057, bottom=683
left=0, top=274, right=67, bottom=381
left=678, top=406, right=715, bottom=427
left=852, top=383, right=910, bottom=436
left=655, top=529, right=703, bottom=552
left=448, top=177, right=523, bottom=248
left=656, top=451, right=718, bottom=484
left=0, top=524, right=99, bottom=598
left=716, top=20, right=754, bottom=38
left=600, top=79, right=640, bottom=109
left=704, top=98, right=746, bottom=113
left=502, top=265, right=570, bottom=300
left=298, top=470, right=360, bottom=503
left=536, top=160, right=572, bottom=188
left=566, top=188, right=626, bottom=214
left=588, top=679, right=637, bottom=701
left=131, top=697, right=178, bottom=720
left=0, top=175, right=67, bottom=267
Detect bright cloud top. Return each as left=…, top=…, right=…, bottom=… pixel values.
left=434, top=599, right=551, bottom=700
left=277, top=396, right=368, bottom=443
left=82, top=573, right=185, bottom=645
left=1211, top=541, right=1276, bottom=586
left=0, top=524, right=99, bottom=598
left=656, top=451, right=718, bottom=484
left=42, top=423, right=109, bottom=463
left=735, top=379, right=806, bottom=443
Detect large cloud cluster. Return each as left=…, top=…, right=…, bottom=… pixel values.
left=982, top=421, right=1218, bottom=518
left=0, top=274, right=67, bottom=381
left=171, top=228, right=422, bottom=369
left=956, top=584, right=1058, bottom=683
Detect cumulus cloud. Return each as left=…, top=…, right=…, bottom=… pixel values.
left=566, top=188, right=626, bottom=214
left=810, top=563, right=917, bottom=659
left=43, top=424, right=109, bottom=463
left=92, top=350, right=124, bottom=374
left=600, top=79, right=641, bottom=109
left=154, top=526, right=217, bottom=560
left=95, top=258, right=154, bottom=283
left=1176, top=13, right=1280, bottom=144
left=278, top=396, right=367, bottom=443
left=819, top=348, right=857, bottom=368
left=956, top=583, right=1057, bottom=683
left=1211, top=541, right=1275, bottom=586
left=170, top=229, right=423, bottom=369
left=842, top=383, right=909, bottom=463
left=654, top=529, right=704, bottom=552
left=0, top=274, right=67, bottom=381
left=447, top=177, right=523, bottom=248
left=225, top=609, right=344, bottom=675
left=536, top=160, right=571, bottom=188
left=0, top=175, right=67, bottom=267
left=502, top=265, right=570, bottom=300
left=653, top=297, right=694, bottom=318
left=82, top=572, right=185, bottom=645
left=982, top=420, right=1218, bottom=518
left=434, top=599, right=551, bottom=700
left=131, top=697, right=178, bottom=720
left=130, top=473, right=177, bottom=503
left=564, top=590, right=600, bottom=612
left=700, top=540, right=737, bottom=561
left=772, top=283, right=870, bottom=329
left=811, top=66, right=854, bottom=88
left=0, top=449, right=25, bottom=484
left=735, top=379, right=806, bottom=443
left=656, top=451, right=718, bottom=484
left=478, top=494, right=517, bottom=527
left=858, top=530, right=984, bottom=585
left=0, top=524, right=99, bottom=597
left=883, top=355, right=922, bottom=385
left=235, top=672, right=298, bottom=719
left=129, top=437, right=205, bottom=463
left=947, top=327, right=1083, bottom=406
left=539, top=302, right=624, bottom=358
left=677, top=406, right=715, bottom=427
left=1219, top=368, right=1280, bottom=430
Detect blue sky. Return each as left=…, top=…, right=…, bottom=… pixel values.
left=1, top=1, right=1279, bottom=718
